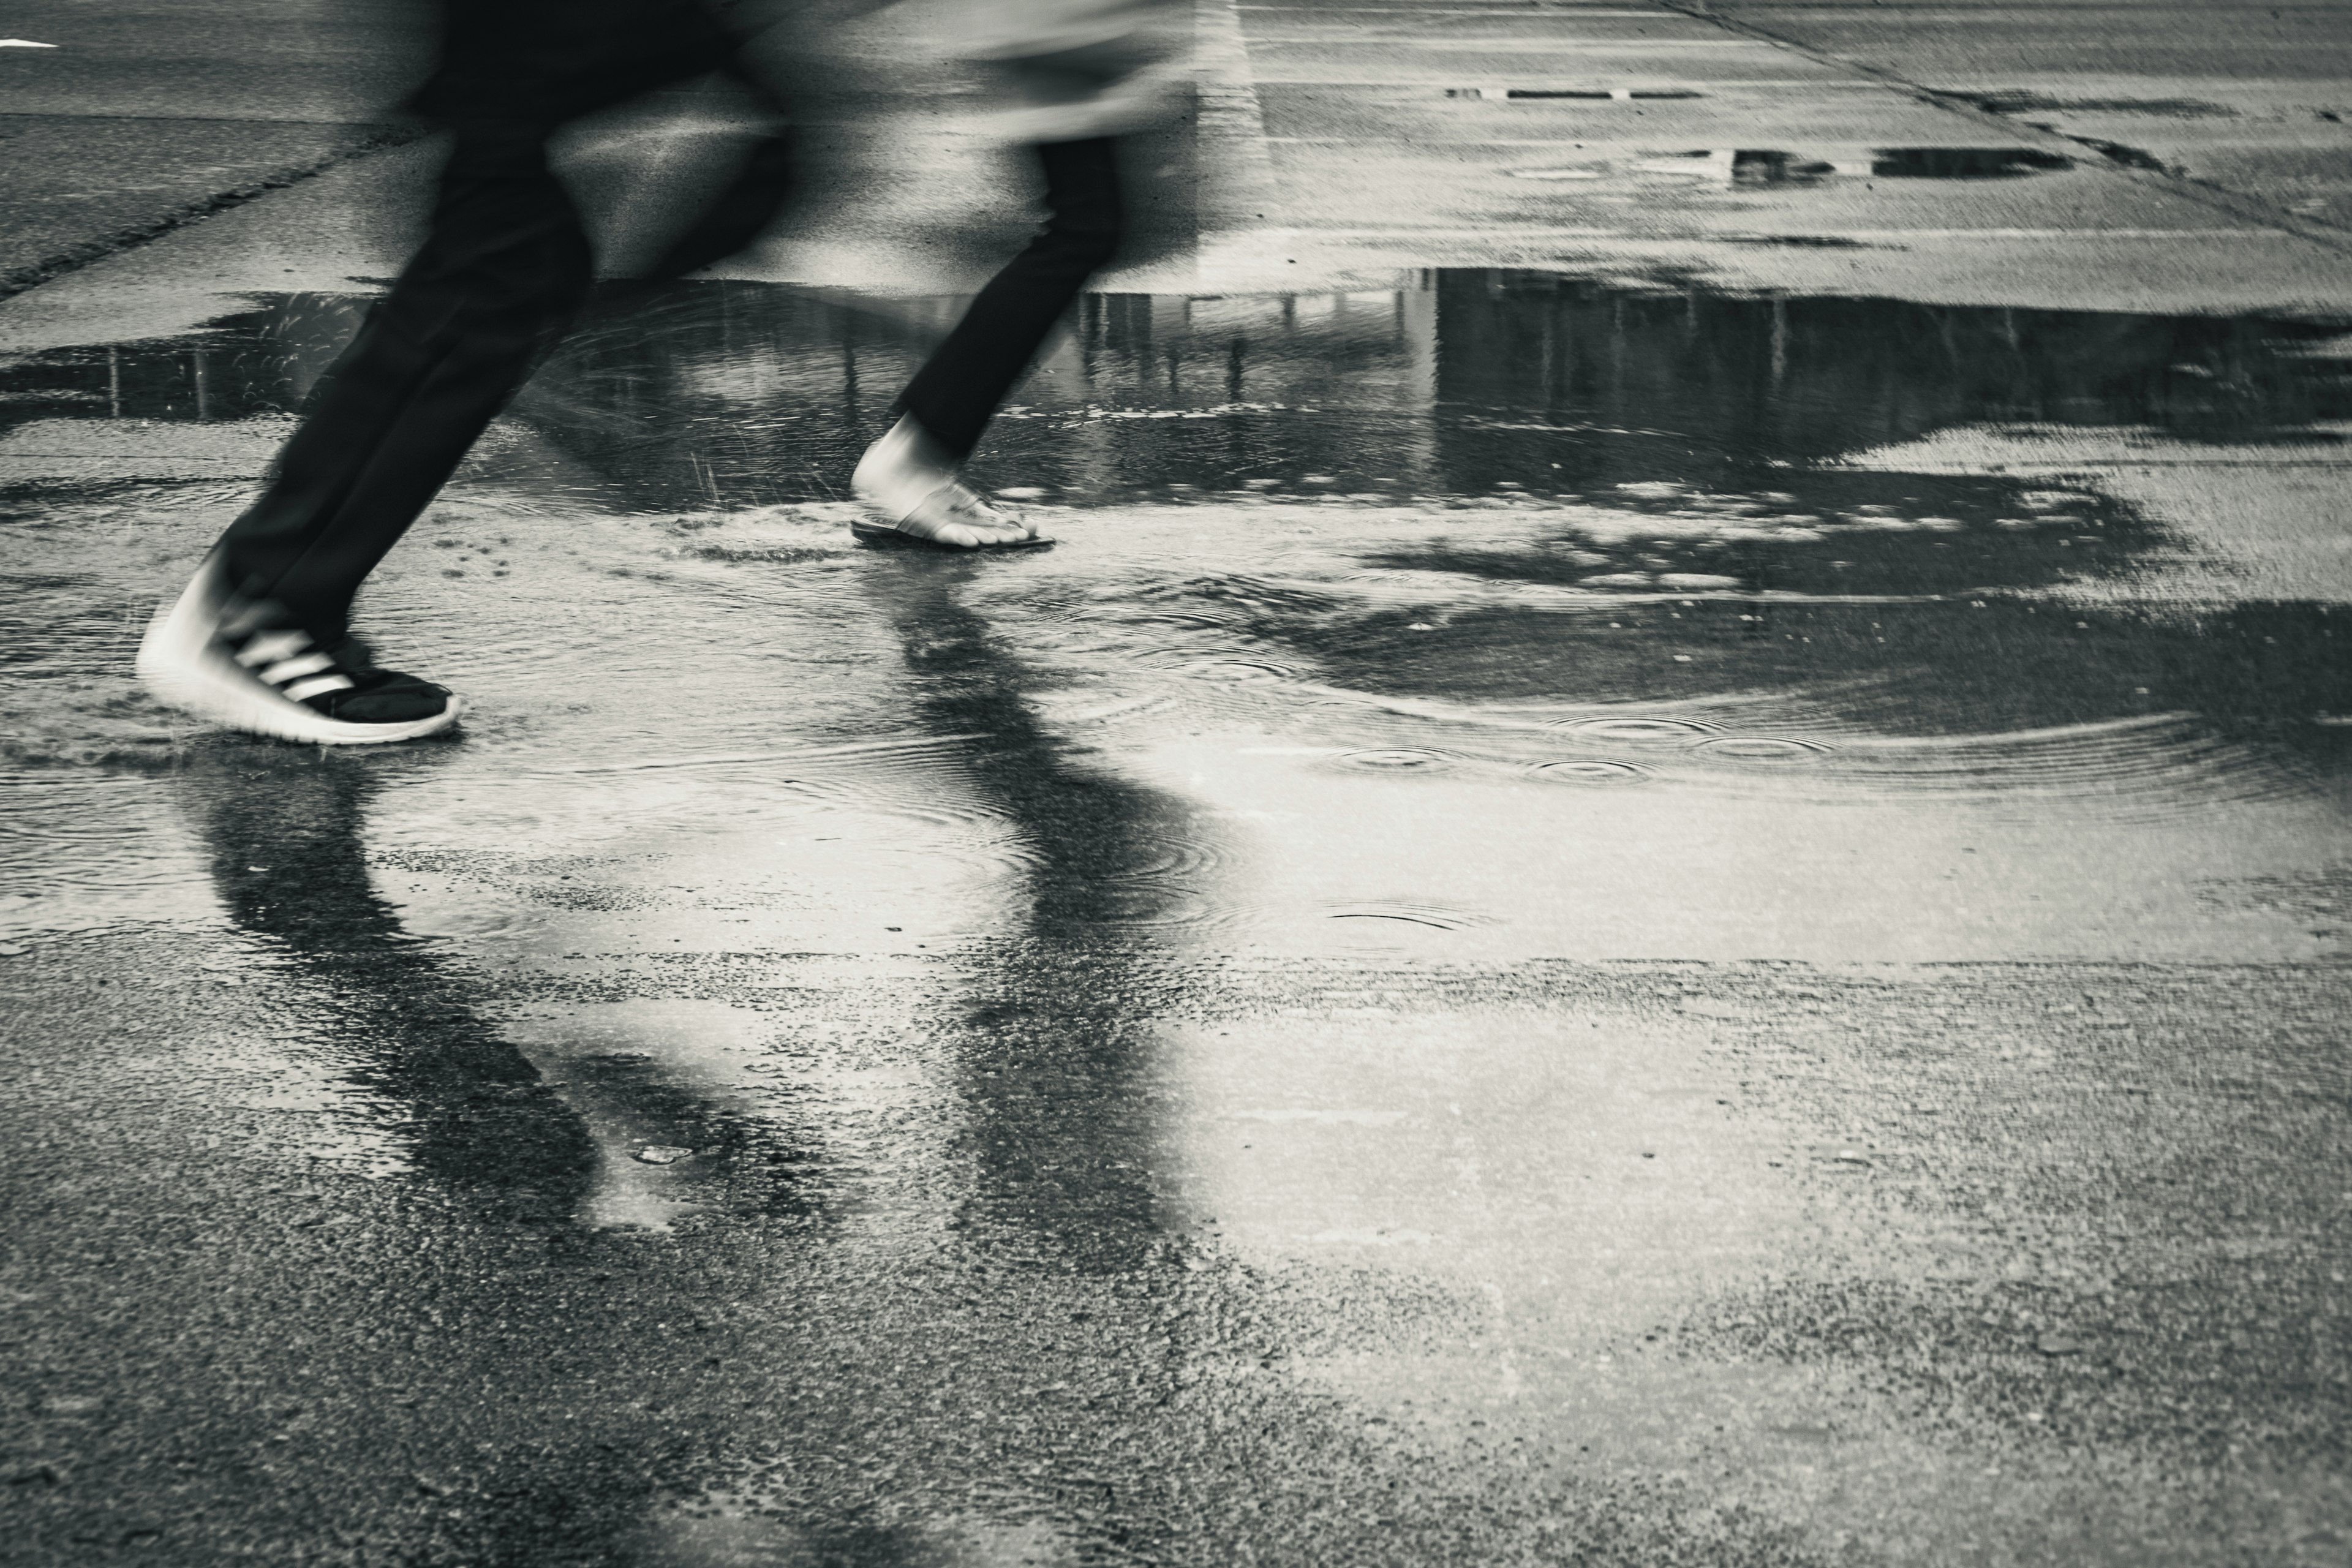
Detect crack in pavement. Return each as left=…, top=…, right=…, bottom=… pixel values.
left=1648, top=0, right=2352, bottom=254
left=0, top=122, right=424, bottom=303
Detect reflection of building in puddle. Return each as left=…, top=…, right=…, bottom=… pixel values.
left=1516, top=146, right=2076, bottom=187
left=1, top=276, right=2338, bottom=507
left=1429, top=271, right=2348, bottom=489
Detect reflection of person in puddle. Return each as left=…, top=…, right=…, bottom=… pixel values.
left=866, top=556, right=1193, bottom=1270
left=848, top=0, right=1189, bottom=550
left=138, top=0, right=813, bottom=747
left=187, top=745, right=845, bottom=1249
left=181, top=749, right=596, bottom=1214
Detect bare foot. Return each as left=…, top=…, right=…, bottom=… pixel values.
left=851, top=416, right=1051, bottom=549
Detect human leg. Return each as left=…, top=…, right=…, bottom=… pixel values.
left=214, top=131, right=595, bottom=641
left=137, top=129, right=596, bottom=743
left=144, top=9, right=805, bottom=740
left=853, top=137, right=1124, bottom=549
left=899, top=137, right=1124, bottom=462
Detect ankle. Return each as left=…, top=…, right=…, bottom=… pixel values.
left=872, top=412, right=954, bottom=466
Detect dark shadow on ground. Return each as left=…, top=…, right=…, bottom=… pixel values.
left=861, top=553, right=1193, bottom=1273
left=178, top=745, right=597, bottom=1219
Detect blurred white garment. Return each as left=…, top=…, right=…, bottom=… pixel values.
left=937, top=0, right=1193, bottom=141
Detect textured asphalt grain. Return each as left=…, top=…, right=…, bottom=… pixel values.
left=6, top=919, right=2347, bottom=1565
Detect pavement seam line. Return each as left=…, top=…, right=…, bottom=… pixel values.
left=1646, top=0, right=2352, bottom=258
left=0, top=123, right=426, bottom=304
left=1194, top=0, right=1283, bottom=232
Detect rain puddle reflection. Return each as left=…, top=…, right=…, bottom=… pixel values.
left=1516, top=146, right=2081, bottom=188
left=2, top=271, right=2347, bottom=967
left=4, top=260, right=2348, bottom=1568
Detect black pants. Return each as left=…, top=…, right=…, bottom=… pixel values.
left=216, top=0, right=791, bottom=637
left=898, top=137, right=1125, bottom=462
left=217, top=118, right=802, bottom=638
left=219, top=23, right=1120, bottom=635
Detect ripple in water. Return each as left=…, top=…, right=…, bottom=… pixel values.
left=1103, top=834, right=1224, bottom=883
left=1333, top=748, right=1457, bottom=772
left=1187, top=659, right=1299, bottom=683
left=1820, top=715, right=2307, bottom=813
left=1694, top=736, right=1833, bottom=763
left=1123, top=611, right=1235, bottom=631
left=1531, top=759, right=1649, bottom=785
left=1558, top=717, right=1724, bottom=743
left=1321, top=900, right=1484, bottom=931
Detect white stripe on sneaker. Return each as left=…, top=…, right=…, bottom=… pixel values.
left=282, top=674, right=356, bottom=703
left=234, top=629, right=311, bottom=667
left=259, top=652, right=336, bottom=685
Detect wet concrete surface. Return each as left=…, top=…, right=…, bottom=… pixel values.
left=1699, top=0, right=2352, bottom=229
left=8, top=0, right=2352, bottom=334
left=0, top=0, right=430, bottom=293
left=5, top=2, right=2352, bottom=1564
left=4, top=269, right=2351, bottom=1564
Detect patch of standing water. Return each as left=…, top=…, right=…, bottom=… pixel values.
left=1531, top=759, right=1649, bottom=784
left=1562, top=718, right=1725, bottom=743
left=1694, top=737, right=1834, bottom=763
left=0, top=272, right=2345, bottom=964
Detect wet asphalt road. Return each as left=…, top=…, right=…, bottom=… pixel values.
left=6, top=2, right=2352, bottom=1565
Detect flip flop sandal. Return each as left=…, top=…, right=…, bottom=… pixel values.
left=851, top=481, right=1055, bottom=551
left=850, top=519, right=1055, bottom=549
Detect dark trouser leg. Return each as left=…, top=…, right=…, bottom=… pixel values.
left=895, top=137, right=1124, bottom=462
left=214, top=131, right=595, bottom=640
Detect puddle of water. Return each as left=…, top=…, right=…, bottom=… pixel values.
left=1869, top=147, right=2077, bottom=179
left=1530, top=146, right=2074, bottom=189
left=2, top=267, right=2347, bottom=1567
left=4, top=274, right=2342, bottom=505
left=1, top=270, right=2346, bottom=966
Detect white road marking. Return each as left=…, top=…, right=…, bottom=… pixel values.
left=1197, top=0, right=1282, bottom=228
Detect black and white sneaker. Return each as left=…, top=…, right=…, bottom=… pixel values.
left=136, top=554, right=464, bottom=745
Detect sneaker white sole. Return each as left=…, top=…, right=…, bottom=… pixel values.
left=135, top=555, right=464, bottom=745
